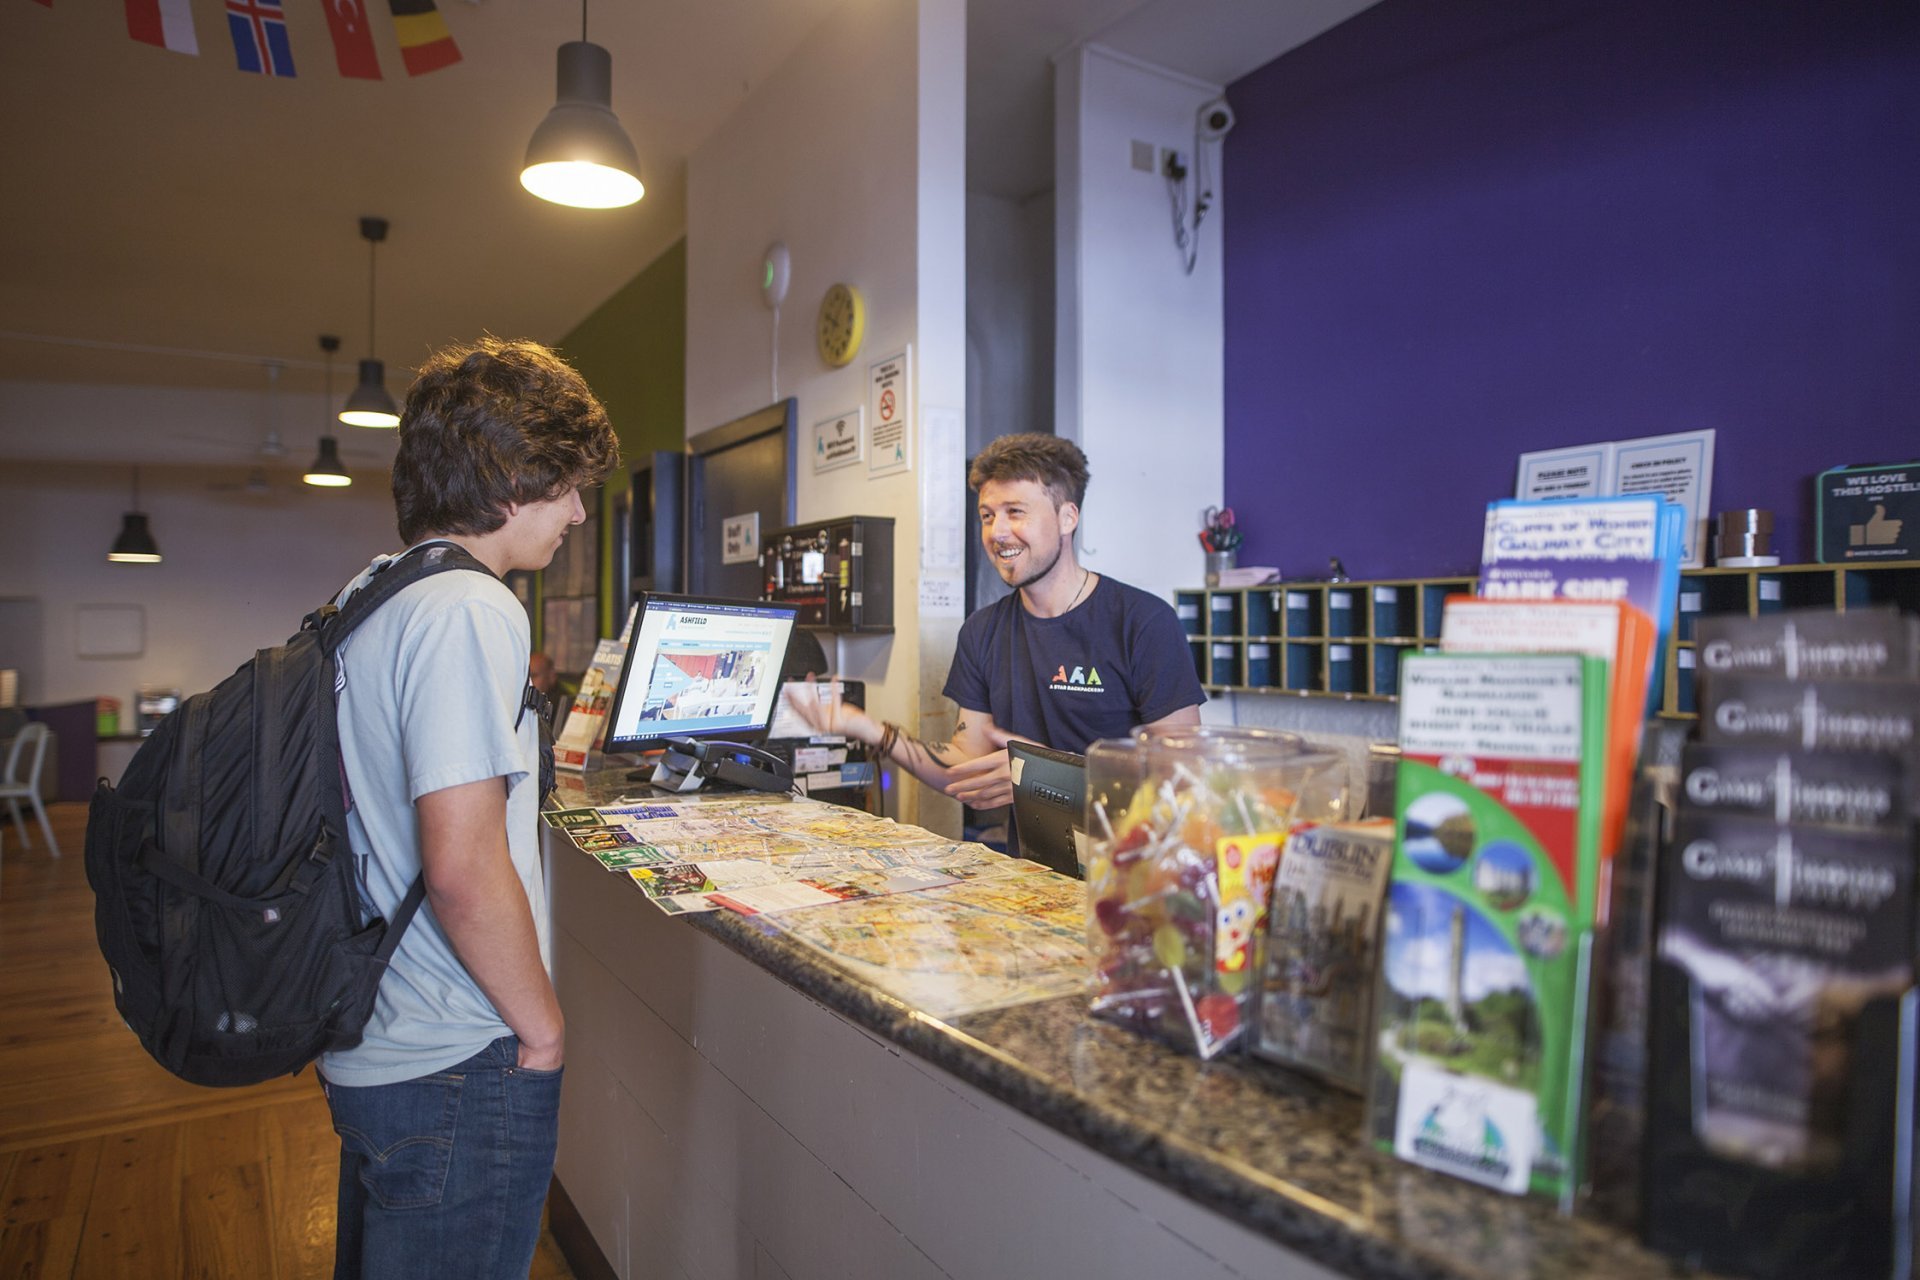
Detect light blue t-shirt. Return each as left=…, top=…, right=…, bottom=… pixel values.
left=318, top=549, right=547, bottom=1087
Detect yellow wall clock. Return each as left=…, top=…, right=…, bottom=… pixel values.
left=817, top=283, right=866, bottom=368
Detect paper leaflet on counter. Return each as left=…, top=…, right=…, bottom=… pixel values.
left=1476, top=495, right=1683, bottom=717
left=1370, top=652, right=1609, bottom=1201
left=1439, top=595, right=1656, bottom=914
left=553, top=607, right=637, bottom=771
left=1250, top=819, right=1394, bottom=1091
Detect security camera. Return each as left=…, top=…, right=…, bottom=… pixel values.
left=1197, top=98, right=1236, bottom=141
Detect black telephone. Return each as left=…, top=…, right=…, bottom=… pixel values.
left=652, top=737, right=793, bottom=794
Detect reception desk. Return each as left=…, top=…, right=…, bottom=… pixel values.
left=545, top=772, right=1692, bottom=1280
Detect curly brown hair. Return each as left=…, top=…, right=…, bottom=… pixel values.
left=391, top=337, right=620, bottom=544
left=966, top=432, right=1089, bottom=510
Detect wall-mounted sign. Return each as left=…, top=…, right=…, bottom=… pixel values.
left=1612, top=430, right=1714, bottom=568
left=868, top=348, right=911, bottom=478
left=1515, top=429, right=1715, bottom=567
left=811, top=407, right=864, bottom=473
left=1516, top=443, right=1611, bottom=501
left=721, top=512, right=761, bottom=565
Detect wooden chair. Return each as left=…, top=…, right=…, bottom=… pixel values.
left=0, top=722, right=58, bottom=860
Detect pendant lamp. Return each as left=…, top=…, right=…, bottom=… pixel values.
left=108, top=467, right=162, bottom=564
left=305, top=336, right=353, bottom=487
left=339, top=218, right=400, bottom=428
left=303, top=436, right=351, bottom=487
left=520, top=1, right=644, bottom=209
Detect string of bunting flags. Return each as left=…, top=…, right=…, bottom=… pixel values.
left=45, top=0, right=466, bottom=79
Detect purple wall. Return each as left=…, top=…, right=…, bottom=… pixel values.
left=1223, top=0, right=1920, bottom=579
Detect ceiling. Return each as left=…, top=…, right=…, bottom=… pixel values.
left=0, top=0, right=1377, bottom=411
left=0, top=0, right=843, bottom=397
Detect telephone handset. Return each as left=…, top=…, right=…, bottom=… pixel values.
left=653, top=737, right=793, bottom=794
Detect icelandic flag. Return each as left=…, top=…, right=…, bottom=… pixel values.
left=226, top=0, right=296, bottom=78
left=124, top=0, right=199, bottom=55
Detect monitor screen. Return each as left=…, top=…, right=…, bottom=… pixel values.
left=1009, top=741, right=1088, bottom=879
left=603, top=593, right=799, bottom=754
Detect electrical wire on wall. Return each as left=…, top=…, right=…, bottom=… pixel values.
left=770, top=301, right=780, bottom=402
left=1164, top=96, right=1237, bottom=276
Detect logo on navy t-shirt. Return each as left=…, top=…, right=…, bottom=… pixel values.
left=1050, top=664, right=1105, bottom=692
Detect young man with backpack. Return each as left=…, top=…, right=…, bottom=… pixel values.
left=318, top=337, right=618, bottom=1279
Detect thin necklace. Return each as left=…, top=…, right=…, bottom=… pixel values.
left=1067, top=567, right=1091, bottom=610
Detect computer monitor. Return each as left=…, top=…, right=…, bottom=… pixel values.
left=1009, top=741, right=1088, bottom=879
left=603, top=593, right=800, bottom=755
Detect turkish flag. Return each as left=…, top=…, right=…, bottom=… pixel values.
left=322, top=0, right=381, bottom=79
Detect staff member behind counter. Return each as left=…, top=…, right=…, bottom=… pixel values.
left=787, top=432, right=1204, bottom=810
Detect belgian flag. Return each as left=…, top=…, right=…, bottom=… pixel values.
left=388, top=0, right=460, bottom=76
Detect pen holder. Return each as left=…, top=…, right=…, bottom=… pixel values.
left=1204, top=549, right=1236, bottom=587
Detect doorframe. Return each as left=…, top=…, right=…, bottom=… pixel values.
left=685, top=398, right=797, bottom=591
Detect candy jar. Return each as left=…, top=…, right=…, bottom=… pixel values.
left=1085, top=726, right=1345, bottom=1058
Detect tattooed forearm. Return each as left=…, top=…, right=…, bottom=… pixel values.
left=901, top=735, right=956, bottom=768
left=874, top=719, right=968, bottom=783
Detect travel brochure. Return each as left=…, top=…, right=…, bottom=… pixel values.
left=554, top=635, right=628, bottom=770
left=1372, top=651, right=1610, bottom=1201
left=1639, top=609, right=1920, bottom=1279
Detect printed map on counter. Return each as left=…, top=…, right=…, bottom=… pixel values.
left=554, top=795, right=1093, bottom=1013
left=762, top=861, right=1093, bottom=1018
left=562, top=797, right=1017, bottom=915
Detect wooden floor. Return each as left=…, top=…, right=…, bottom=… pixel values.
left=0, top=801, right=577, bottom=1279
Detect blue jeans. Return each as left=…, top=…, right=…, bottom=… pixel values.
left=323, top=1036, right=563, bottom=1280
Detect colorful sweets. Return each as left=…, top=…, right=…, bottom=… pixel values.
left=1085, top=728, right=1343, bottom=1059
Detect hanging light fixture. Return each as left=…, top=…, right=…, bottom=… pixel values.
left=304, top=437, right=351, bottom=486
left=108, top=467, right=162, bottom=564
left=339, top=217, right=400, bottom=428
left=305, top=335, right=353, bottom=487
left=520, top=1, right=645, bottom=209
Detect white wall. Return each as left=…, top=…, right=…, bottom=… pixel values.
left=1055, top=43, right=1226, bottom=605
left=0, top=453, right=397, bottom=709
left=685, top=0, right=967, bottom=832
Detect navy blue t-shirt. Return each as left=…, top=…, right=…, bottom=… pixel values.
left=942, top=575, right=1205, bottom=753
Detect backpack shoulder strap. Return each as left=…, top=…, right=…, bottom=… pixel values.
left=322, top=543, right=497, bottom=655
left=374, top=875, right=430, bottom=966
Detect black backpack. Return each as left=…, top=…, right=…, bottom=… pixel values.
left=84, top=542, right=518, bottom=1087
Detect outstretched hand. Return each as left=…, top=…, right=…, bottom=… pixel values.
left=942, top=723, right=1033, bottom=809
left=784, top=675, right=854, bottom=738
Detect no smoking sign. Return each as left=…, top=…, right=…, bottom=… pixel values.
left=867, top=349, right=910, bottom=477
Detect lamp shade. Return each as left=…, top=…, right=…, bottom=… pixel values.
left=339, top=358, right=399, bottom=428
left=303, top=436, right=352, bottom=487
left=108, top=512, right=162, bottom=563
left=520, top=41, right=645, bottom=209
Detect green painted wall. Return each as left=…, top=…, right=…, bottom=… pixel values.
left=543, top=238, right=686, bottom=648
left=560, top=237, right=687, bottom=463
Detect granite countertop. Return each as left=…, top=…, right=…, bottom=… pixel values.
left=555, top=770, right=1703, bottom=1280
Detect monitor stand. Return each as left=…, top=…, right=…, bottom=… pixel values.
left=646, top=752, right=710, bottom=793
left=632, top=738, right=794, bottom=795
